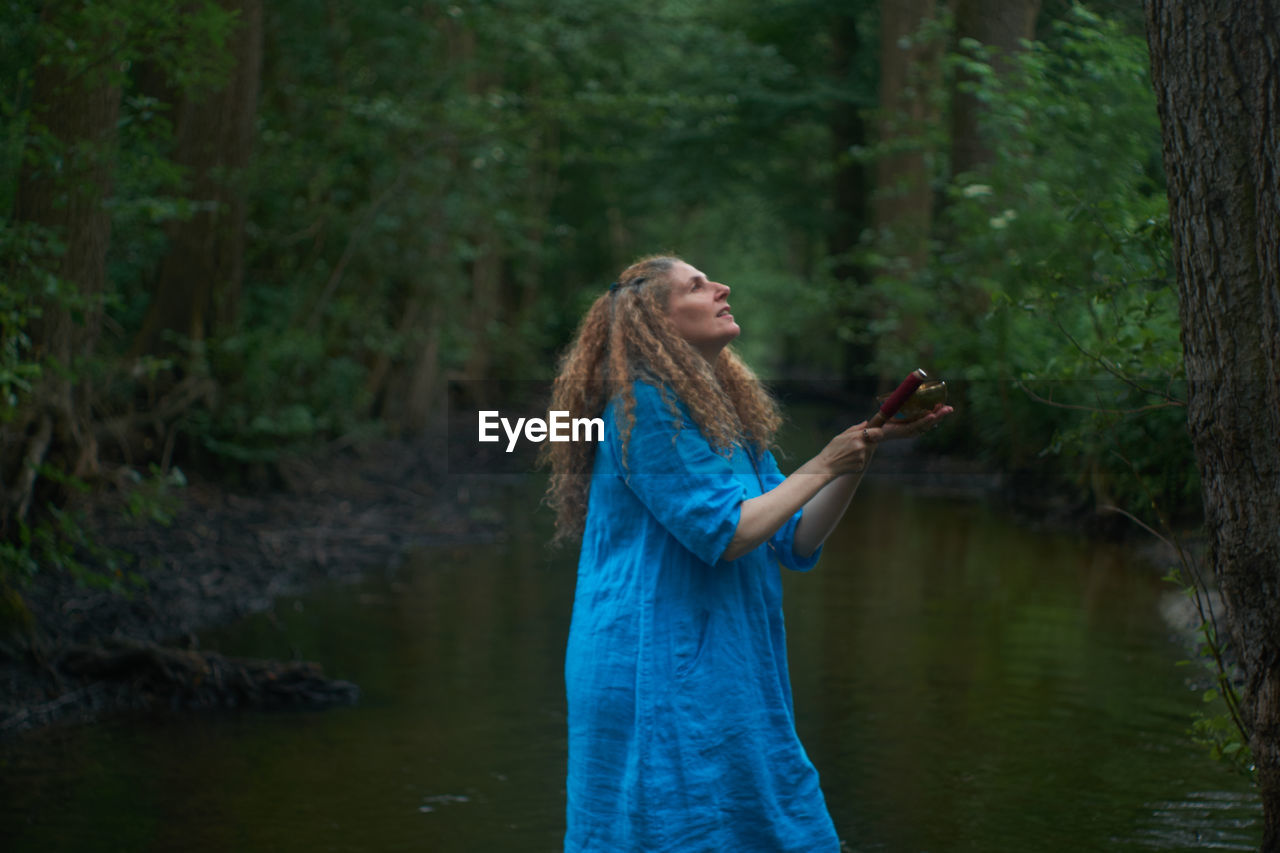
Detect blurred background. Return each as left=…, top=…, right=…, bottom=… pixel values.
left=0, top=0, right=1190, bottom=527
left=6, top=2, right=1257, bottom=849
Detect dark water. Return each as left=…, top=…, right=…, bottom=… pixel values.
left=1, top=479, right=1259, bottom=852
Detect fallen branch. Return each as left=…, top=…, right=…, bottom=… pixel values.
left=55, top=637, right=360, bottom=711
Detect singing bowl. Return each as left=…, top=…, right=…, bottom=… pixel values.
left=879, top=380, right=947, bottom=420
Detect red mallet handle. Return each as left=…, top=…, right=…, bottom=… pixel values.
left=869, top=369, right=928, bottom=427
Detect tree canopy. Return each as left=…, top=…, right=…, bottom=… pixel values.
left=1, top=0, right=1185, bottom=606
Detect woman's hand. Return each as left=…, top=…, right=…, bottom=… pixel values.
left=879, top=403, right=955, bottom=441
left=732, top=403, right=955, bottom=561
left=816, top=420, right=884, bottom=477
left=816, top=403, right=954, bottom=478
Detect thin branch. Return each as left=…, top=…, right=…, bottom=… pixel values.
left=1050, top=316, right=1186, bottom=407
left=303, top=169, right=407, bottom=331
left=1105, top=453, right=1250, bottom=747
left=1014, top=379, right=1184, bottom=415
left=1096, top=504, right=1174, bottom=549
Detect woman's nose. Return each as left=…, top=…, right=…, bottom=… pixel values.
left=715, top=281, right=730, bottom=297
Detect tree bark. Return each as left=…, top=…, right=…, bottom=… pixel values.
left=1144, top=1, right=1280, bottom=848
left=950, top=0, right=1041, bottom=178
left=4, top=9, right=122, bottom=527
left=132, top=0, right=263, bottom=361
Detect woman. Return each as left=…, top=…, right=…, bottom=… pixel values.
left=543, top=256, right=951, bottom=851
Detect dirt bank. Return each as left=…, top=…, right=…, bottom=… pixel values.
left=0, top=437, right=512, bottom=739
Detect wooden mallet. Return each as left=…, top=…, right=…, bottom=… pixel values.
left=868, top=368, right=930, bottom=428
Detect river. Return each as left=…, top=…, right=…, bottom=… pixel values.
left=0, top=472, right=1260, bottom=851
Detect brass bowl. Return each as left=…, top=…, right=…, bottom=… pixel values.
left=879, top=380, right=947, bottom=420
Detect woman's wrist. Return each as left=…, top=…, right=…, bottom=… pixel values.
left=802, top=453, right=843, bottom=484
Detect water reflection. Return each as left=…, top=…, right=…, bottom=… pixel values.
left=788, top=485, right=1258, bottom=851
left=0, top=480, right=1259, bottom=852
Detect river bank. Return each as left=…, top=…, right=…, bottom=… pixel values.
left=0, top=419, right=1203, bottom=742
left=0, top=437, right=512, bottom=739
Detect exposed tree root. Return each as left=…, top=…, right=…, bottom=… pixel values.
left=55, top=637, right=360, bottom=711
left=0, top=638, right=359, bottom=737
left=0, top=437, right=503, bottom=739
left=2, top=411, right=52, bottom=529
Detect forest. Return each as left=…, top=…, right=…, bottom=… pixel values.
left=0, top=0, right=1189, bottom=574
left=2, top=0, right=1279, bottom=848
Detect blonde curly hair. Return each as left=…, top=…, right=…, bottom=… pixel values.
left=541, top=255, right=781, bottom=543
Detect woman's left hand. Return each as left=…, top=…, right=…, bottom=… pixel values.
left=879, top=403, right=954, bottom=441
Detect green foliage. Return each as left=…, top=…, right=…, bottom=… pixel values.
left=1, top=0, right=1211, bottom=596
left=0, top=507, right=136, bottom=592
left=0, top=462, right=183, bottom=591
left=195, top=326, right=376, bottom=461
left=1190, top=702, right=1255, bottom=780
left=122, top=464, right=187, bottom=526
left=0, top=0, right=236, bottom=589
left=868, top=3, right=1193, bottom=514
left=6, top=0, right=869, bottom=487
left=17, top=0, right=238, bottom=91
left=0, top=222, right=55, bottom=415
left=1163, top=564, right=1256, bottom=780
left=232, top=0, right=858, bottom=414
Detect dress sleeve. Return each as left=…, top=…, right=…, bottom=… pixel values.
left=612, top=383, right=745, bottom=566
left=755, top=447, right=823, bottom=573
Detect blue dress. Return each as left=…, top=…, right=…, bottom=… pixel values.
left=564, top=381, right=840, bottom=852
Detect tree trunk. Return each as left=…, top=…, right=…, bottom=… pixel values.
left=401, top=303, right=443, bottom=432
left=1144, top=1, right=1280, bottom=848
left=874, top=0, right=940, bottom=269
left=828, top=10, right=876, bottom=383
left=132, top=0, right=263, bottom=362
left=462, top=220, right=503, bottom=384
left=3, top=10, right=122, bottom=527
left=866, top=0, right=941, bottom=373
left=950, top=0, right=1041, bottom=178
left=829, top=11, right=872, bottom=281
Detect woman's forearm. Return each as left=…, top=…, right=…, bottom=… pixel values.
left=791, top=465, right=867, bottom=557
left=722, top=420, right=883, bottom=563
left=721, top=456, right=846, bottom=562
left=721, top=406, right=954, bottom=564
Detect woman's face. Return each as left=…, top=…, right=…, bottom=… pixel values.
left=666, top=261, right=740, bottom=361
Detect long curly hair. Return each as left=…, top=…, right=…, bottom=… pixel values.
left=541, top=255, right=781, bottom=544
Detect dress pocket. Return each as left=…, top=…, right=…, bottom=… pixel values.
left=673, top=607, right=712, bottom=682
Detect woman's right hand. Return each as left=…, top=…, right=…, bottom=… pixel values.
left=817, top=421, right=883, bottom=478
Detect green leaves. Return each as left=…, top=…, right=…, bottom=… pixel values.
left=1189, top=672, right=1255, bottom=779
left=0, top=505, right=140, bottom=593
left=864, top=3, right=1193, bottom=513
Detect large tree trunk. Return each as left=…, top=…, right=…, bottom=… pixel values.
left=828, top=11, right=872, bottom=281
left=1144, top=1, right=1280, bottom=847
left=950, top=0, right=1041, bottom=178
left=828, top=10, right=875, bottom=383
left=874, top=0, right=940, bottom=269
left=866, top=0, right=941, bottom=372
left=462, top=220, right=503, bottom=384
left=132, top=0, right=263, bottom=362
left=3, top=11, right=122, bottom=528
